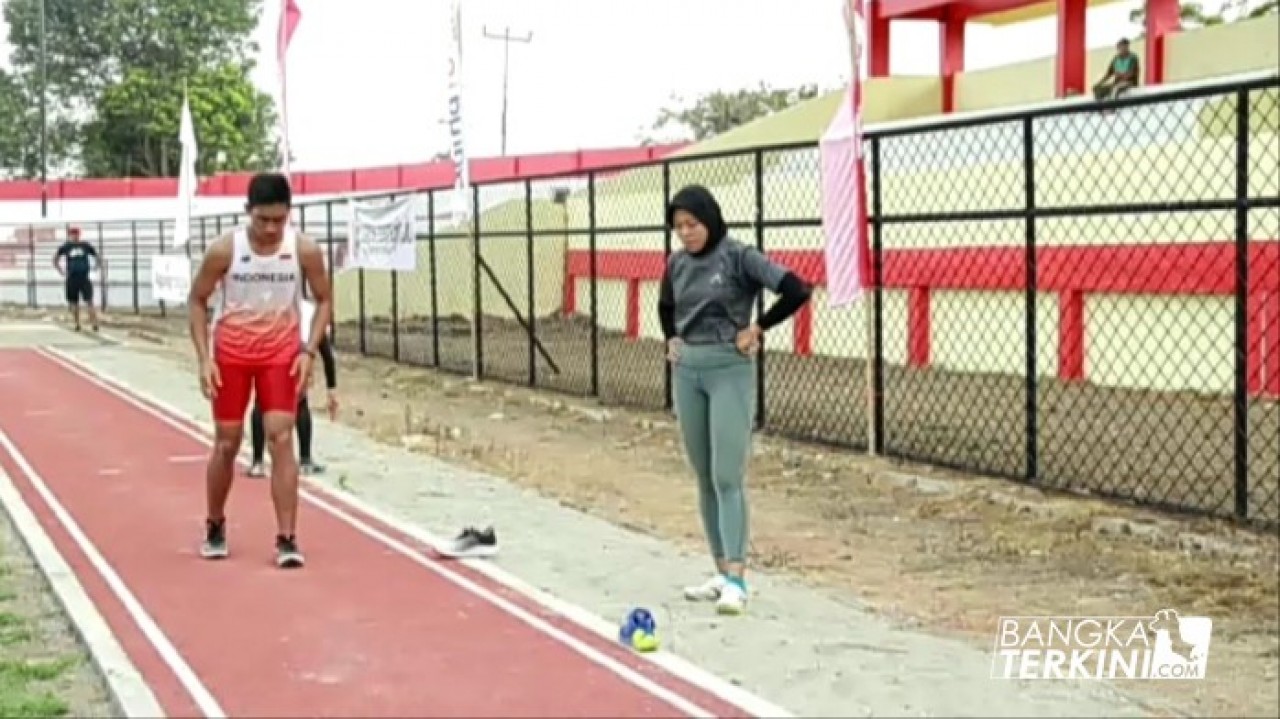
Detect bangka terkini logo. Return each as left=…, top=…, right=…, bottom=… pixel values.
left=992, top=609, right=1212, bottom=680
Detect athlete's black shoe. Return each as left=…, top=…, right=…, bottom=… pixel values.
left=200, top=518, right=228, bottom=559
left=275, top=534, right=305, bottom=568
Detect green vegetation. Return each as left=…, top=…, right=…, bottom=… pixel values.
left=0, top=547, right=79, bottom=718
left=0, top=0, right=280, bottom=178
left=643, top=82, right=826, bottom=144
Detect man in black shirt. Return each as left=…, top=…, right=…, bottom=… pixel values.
left=52, top=227, right=104, bottom=332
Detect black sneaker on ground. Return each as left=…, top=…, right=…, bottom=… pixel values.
left=200, top=519, right=228, bottom=559
left=437, top=526, right=498, bottom=559
left=275, top=534, right=305, bottom=568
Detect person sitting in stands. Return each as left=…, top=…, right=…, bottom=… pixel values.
left=1094, top=38, right=1140, bottom=101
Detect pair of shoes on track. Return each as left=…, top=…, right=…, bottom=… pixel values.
left=246, top=460, right=325, bottom=478
left=683, top=574, right=747, bottom=615
left=199, top=519, right=304, bottom=568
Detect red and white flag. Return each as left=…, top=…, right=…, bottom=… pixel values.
left=819, top=0, right=871, bottom=308
left=277, top=0, right=302, bottom=176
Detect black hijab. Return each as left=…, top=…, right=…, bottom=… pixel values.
left=666, top=184, right=727, bottom=256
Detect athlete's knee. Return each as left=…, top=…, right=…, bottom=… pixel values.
left=263, top=413, right=295, bottom=445
left=211, top=426, right=242, bottom=463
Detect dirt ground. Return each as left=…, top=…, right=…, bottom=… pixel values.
left=9, top=305, right=1280, bottom=718
left=342, top=313, right=1279, bottom=525
left=0, top=506, right=114, bottom=717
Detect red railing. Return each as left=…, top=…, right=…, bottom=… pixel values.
left=0, top=144, right=689, bottom=202
left=564, top=241, right=1280, bottom=398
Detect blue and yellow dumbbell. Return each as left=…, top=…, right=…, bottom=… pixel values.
left=619, top=608, right=660, bottom=652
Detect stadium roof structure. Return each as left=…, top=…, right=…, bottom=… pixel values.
left=867, top=0, right=1183, bottom=111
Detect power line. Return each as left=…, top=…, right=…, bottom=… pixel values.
left=481, top=25, right=532, bottom=156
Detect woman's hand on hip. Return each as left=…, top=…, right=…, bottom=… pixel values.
left=735, top=324, right=762, bottom=356
left=666, top=338, right=683, bottom=363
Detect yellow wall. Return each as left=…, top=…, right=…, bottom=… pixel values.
left=1165, top=15, right=1280, bottom=82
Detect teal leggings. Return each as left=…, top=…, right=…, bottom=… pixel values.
left=672, top=343, right=755, bottom=564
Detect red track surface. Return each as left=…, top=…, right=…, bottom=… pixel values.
left=0, top=348, right=753, bottom=718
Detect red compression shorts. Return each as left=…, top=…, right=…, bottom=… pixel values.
left=210, top=361, right=298, bottom=423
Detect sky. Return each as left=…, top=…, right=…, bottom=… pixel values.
left=3, top=0, right=1151, bottom=173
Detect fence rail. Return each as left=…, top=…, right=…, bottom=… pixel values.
left=4, top=75, right=1278, bottom=526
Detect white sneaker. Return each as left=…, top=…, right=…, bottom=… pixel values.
left=716, top=581, right=748, bottom=615
left=683, top=574, right=727, bottom=601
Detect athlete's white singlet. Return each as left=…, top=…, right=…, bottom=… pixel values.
left=211, top=228, right=304, bottom=366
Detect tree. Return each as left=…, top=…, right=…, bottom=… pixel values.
left=646, top=83, right=823, bottom=142
left=0, top=68, right=78, bottom=179
left=1128, top=0, right=1277, bottom=31
left=0, top=70, right=37, bottom=178
left=0, top=0, right=276, bottom=178
left=80, top=63, right=280, bottom=177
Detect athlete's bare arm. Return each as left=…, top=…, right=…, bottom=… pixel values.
left=189, top=234, right=234, bottom=368
left=298, top=234, right=333, bottom=358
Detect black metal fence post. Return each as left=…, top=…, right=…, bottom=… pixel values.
left=130, top=221, right=139, bottom=313
left=25, top=225, right=34, bottom=308
left=525, top=179, right=537, bottom=387
left=325, top=203, right=336, bottom=345
left=870, top=137, right=885, bottom=456
left=473, top=184, right=484, bottom=378
left=428, top=192, right=440, bottom=367
left=158, top=220, right=167, bottom=318
left=588, top=171, right=599, bottom=397
left=662, top=161, right=673, bottom=411
left=97, top=222, right=107, bottom=312
left=357, top=264, right=367, bottom=355
left=388, top=195, right=401, bottom=363
left=753, top=148, right=767, bottom=431
left=1022, top=116, right=1038, bottom=484
left=1233, top=87, right=1251, bottom=521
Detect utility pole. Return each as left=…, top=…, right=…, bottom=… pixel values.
left=39, top=0, right=48, bottom=218
left=481, top=25, right=532, bottom=156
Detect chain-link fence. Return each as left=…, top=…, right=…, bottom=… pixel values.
left=3, top=75, right=1276, bottom=526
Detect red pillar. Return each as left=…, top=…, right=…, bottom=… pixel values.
left=1056, top=0, right=1087, bottom=97
left=940, top=13, right=966, bottom=112
left=1143, top=0, right=1181, bottom=85
left=868, top=7, right=892, bottom=77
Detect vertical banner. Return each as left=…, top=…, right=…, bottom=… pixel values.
left=447, top=0, right=469, bottom=226
left=277, top=0, right=302, bottom=176
left=819, top=0, right=870, bottom=308
left=447, top=0, right=480, bottom=378
left=348, top=196, right=418, bottom=272
left=818, top=0, right=877, bottom=453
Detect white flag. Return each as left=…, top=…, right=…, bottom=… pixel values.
left=172, top=92, right=199, bottom=249
left=447, top=0, right=470, bottom=225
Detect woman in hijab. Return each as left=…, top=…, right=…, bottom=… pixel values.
left=657, top=184, right=812, bottom=615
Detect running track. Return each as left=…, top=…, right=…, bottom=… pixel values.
left=0, top=346, right=780, bottom=718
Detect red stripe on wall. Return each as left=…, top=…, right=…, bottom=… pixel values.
left=563, top=241, right=1280, bottom=397
left=0, top=144, right=688, bottom=202
left=908, top=287, right=930, bottom=367
left=1059, top=289, right=1085, bottom=381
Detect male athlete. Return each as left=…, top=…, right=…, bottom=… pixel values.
left=187, top=173, right=332, bottom=568
left=52, top=227, right=103, bottom=332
